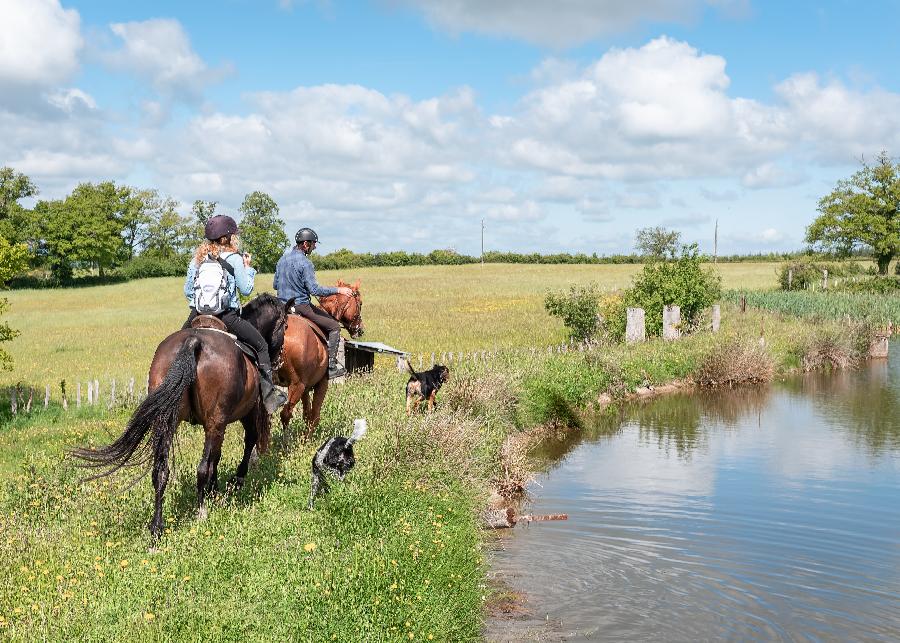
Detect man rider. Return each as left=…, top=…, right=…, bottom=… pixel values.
left=273, top=228, right=354, bottom=379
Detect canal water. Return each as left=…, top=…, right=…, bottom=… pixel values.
left=488, top=356, right=900, bottom=641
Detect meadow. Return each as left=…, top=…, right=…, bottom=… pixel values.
left=0, top=261, right=884, bottom=640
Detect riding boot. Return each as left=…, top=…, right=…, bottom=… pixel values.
left=256, top=351, right=287, bottom=414
left=327, top=329, right=347, bottom=379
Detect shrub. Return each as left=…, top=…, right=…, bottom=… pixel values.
left=694, top=339, right=774, bottom=387
left=115, top=255, right=186, bottom=279
left=544, top=283, right=603, bottom=343
left=778, top=259, right=865, bottom=290
left=624, top=244, right=721, bottom=337
left=837, top=276, right=900, bottom=294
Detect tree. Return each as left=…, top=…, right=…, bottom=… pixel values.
left=635, top=226, right=681, bottom=260
left=807, top=152, right=900, bottom=275
left=192, top=199, right=217, bottom=234
left=39, top=182, right=134, bottom=278
left=0, top=166, right=38, bottom=247
left=0, top=236, right=29, bottom=370
left=144, top=195, right=195, bottom=260
left=238, top=191, right=288, bottom=272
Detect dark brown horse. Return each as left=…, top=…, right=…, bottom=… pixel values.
left=278, top=279, right=364, bottom=440
left=71, top=294, right=288, bottom=539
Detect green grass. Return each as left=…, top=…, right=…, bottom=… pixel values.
left=0, top=262, right=871, bottom=639
left=724, top=289, right=900, bottom=327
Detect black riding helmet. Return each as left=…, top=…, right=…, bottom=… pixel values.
left=295, top=228, right=319, bottom=245
left=204, top=215, right=239, bottom=241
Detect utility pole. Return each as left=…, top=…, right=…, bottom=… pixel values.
left=481, top=218, right=485, bottom=266
left=713, top=218, right=718, bottom=264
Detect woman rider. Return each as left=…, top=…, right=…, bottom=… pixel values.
left=182, top=214, right=287, bottom=413
left=273, top=227, right=354, bottom=379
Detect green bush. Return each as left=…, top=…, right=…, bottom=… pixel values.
left=778, top=259, right=865, bottom=290
left=115, top=255, right=186, bottom=279
left=837, top=276, right=900, bottom=294
left=624, top=244, right=721, bottom=337
left=544, top=283, right=603, bottom=343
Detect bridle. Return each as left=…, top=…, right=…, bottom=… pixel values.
left=335, top=291, right=363, bottom=336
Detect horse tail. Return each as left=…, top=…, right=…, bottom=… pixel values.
left=71, top=336, right=201, bottom=478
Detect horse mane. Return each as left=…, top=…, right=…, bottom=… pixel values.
left=242, top=293, right=288, bottom=364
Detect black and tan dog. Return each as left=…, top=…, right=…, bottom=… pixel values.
left=405, top=362, right=449, bottom=414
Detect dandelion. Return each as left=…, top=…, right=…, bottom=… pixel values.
left=119, top=560, right=129, bottom=568
left=427, top=634, right=434, bottom=640
left=182, top=576, right=190, bottom=582
left=141, top=559, right=149, bottom=566
left=304, top=542, right=317, bottom=552
left=144, top=612, right=155, bottom=621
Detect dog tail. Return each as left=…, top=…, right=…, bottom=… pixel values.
left=348, top=418, right=367, bottom=445
left=406, top=360, right=417, bottom=376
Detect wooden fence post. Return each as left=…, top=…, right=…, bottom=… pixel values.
left=788, top=269, right=793, bottom=290
left=626, top=307, right=646, bottom=344
left=10, top=386, right=17, bottom=415
left=44, top=384, right=50, bottom=409
left=94, top=380, right=100, bottom=405
left=711, top=305, right=721, bottom=333
left=740, top=295, right=747, bottom=313
left=109, top=379, right=116, bottom=408
left=87, top=382, right=93, bottom=406
left=61, top=380, right=68, bottom=411
left=822, top=269, right=828, bottom=290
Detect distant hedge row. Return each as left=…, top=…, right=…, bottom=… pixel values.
left=310, top=248, right=860, bottom=270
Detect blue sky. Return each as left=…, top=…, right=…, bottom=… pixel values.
left=2, top=0, right=899, bottom=256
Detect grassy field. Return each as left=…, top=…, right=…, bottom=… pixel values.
left=0, top=262, right=878, bottom=640
left=2, top=262, right=785, bottom=388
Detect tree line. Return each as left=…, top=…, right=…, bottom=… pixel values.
left=0, top=168, right=289, bottom=284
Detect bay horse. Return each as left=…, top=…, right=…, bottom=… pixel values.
left=71, top=294, right=288, bottom=539
left=279, top=279, right=364, bottom=440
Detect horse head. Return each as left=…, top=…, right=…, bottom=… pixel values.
left=333, top=279, right=364, bottom=339
left=241, top=293, right=288, bottom=363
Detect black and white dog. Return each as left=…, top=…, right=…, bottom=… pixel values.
left=308, top=418, right=367, bottom=510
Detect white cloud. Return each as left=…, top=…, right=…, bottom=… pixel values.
left=0, top=0, right=82, bottom=96
left=104, top=18, right=229, bottom=100
left=700, top=187, right=738, bottom=201
left=397, top=0, right=743, bottom=48
left=741, top=162, right=805, bottom=189
left=661, top=213, right=710, bottom=227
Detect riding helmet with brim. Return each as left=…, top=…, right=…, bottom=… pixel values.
left=204, top=215, right=239, bottom=241
left=296, top=228, right=319, bottom=245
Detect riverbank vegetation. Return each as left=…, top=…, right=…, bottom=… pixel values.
left=0, top=261, right=887, bottom=639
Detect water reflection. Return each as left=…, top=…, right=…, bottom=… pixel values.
left=490, top=356, right=900, bottom=642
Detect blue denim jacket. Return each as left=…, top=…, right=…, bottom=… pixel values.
left=272, top=248, right=338, bottom=305
left=184, top=251, right=256, bottom=310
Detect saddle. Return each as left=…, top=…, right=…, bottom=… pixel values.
left=190, top=315, right=259, bottom=365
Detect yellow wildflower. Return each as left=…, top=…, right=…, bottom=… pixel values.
left=304, top=542, right=317, bottom=552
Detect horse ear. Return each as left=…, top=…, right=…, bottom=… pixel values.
left=352, top=279, right=361, bottom=291
left=337, top=279, right=347, bottom=288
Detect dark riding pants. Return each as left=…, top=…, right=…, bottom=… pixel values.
left=182, top=308, right=272, bottom=372
left=294, top=303, right=340, bottom=334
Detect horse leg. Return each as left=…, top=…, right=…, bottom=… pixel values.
left=280, top=381, right=306, bottom=439
left=231, top=414, right=258, bottom=490
left=305, top=380, right=329, bottom=441
left=149, top=427, right=175, bottom=540
left=196, top=424, right=225, bottom=520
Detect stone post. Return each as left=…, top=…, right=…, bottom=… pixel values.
left=663, top=305, right=681, bottom=341
left=869, top=333, right=890, bottom=358
left=626, top=307, right=646, bottom=344
left=711, top=305, right=721, bottom=332
left=823, top=269, right=828, bottom=290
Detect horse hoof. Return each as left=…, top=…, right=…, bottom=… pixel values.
left=249, top=448, right=260, bottom=467
left=148, top=546, right=161, bottom=555
left=227, top=476, right=245, bottom=491
left=197, top=507, right=208, bottom=521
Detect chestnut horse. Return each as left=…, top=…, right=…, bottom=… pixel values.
left=278, top=279, right=364, bottom=439
left=72, top=294, right=288, bottom=539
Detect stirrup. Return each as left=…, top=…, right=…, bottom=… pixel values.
left=328, top=364, right=347, bottom=379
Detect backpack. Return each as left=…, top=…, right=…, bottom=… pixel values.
left=193, top=253, right=236, bottom=315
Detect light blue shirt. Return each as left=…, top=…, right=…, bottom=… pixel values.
left=184, top=251, right=256, bottom=310
left=272, top=247, right=338, bottom=305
